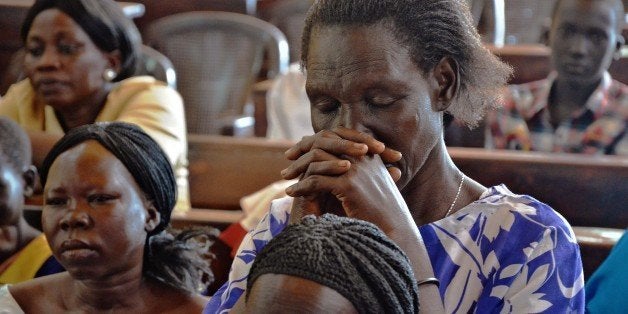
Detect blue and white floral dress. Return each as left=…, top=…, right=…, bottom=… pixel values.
left=205, top=185, right=585, bottom=313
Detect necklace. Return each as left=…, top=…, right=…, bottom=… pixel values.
left=444, top=172, right=465, bottom=218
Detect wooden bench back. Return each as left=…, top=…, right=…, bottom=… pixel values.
left=188, top=134, right=293, bottom=210
left=188, top=135, right=628, bottom=228
left=450, top=148, right=628, bottom=228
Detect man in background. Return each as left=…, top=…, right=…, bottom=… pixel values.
left=486, top=0, right=627, bottom=155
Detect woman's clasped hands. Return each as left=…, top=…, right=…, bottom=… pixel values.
left=281, top=127, right=413, bottom=234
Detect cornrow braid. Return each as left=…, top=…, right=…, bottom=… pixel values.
left=301, top=0, right=512, bottom=127
left=247, top=214, right=419, bottom=314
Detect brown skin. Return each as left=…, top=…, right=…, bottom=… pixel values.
left=9, top=141, right=206, bottom=313
left=237, top=274, right=357, bottom=314
left=0, top=157, right=39, bottom=264
left=23, top=9, right=122, bottom=167
left=281, top=23, right=487, bottom=313
left=548, top=0, right=624, bottom=126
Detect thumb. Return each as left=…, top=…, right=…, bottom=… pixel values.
left=289, top=196, right=321, bottom=224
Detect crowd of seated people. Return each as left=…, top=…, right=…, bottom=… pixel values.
left=0, top=0, right=625, bottom=313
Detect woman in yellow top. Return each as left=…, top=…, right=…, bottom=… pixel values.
left=0, top=0, right=190, bottom=212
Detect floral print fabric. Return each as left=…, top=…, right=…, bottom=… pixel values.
left=205, top=185, right=584, bottom=313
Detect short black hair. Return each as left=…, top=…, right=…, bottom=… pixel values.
left=21, top=0, right=142, bottom=81
left=301, top=0, right=512, bottom=127
left=0, top=117, right=31, bottom=171
left=552, top=0, right=625, bottom=33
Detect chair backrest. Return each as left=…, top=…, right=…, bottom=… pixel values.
left=146, top=12, right=289, bottom=135
left=205, top=0, right=257, bottom=15
left=503, top=0, right=556, bottom=44
left=136, top=45, right=177, bottom=89
left=477, top=0, right=555, bottom=45
left=468, top=0, right=506, bottom=46
left=260, top=0, right=314, bottom=63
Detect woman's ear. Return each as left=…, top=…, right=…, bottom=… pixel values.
left=104, top=49, right=123, bottom=75
left=22, top=165, right=37, bottom=197
left=613, top=35, right=625, bottom=60
left=431, top=56, right=460, bottom=112
left=144, top=202, right=161, bottom=233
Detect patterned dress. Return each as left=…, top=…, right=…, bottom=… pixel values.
left=205, top=185, right=585, bottom=313
left=486, top=72, right=628, bottom=155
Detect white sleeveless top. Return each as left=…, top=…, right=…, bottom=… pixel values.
left=0, top=285, right=24, bottom=314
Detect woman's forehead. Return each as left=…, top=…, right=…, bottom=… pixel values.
left=28, top=8, right=87, bottom=40
left=306, top=24, right=413, bottom=75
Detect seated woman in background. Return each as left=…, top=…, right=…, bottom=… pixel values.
left=206, top=0, right=584, bottom=312
left=0, top=0, right=190, bottom=212
left=236, top=214, right=419, bottom=313
left=0, top=122, right=215, bottom=312
left=0, top=117, right=63, bottom=284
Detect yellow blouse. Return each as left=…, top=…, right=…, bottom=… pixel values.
left=0, top=76, right=190, bottom=212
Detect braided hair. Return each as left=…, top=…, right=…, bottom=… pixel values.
left=301, top=0, right=512, bottom=127
left=247, top=214, right=419, bottom=314
left=40, top=122, right=216, bottom=294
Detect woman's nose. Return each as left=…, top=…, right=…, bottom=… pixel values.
left=59, top=205, right=91, bottom=231
left=338, top=104, right=362, bottom=130
left=36, top=48, right=62, bottom=70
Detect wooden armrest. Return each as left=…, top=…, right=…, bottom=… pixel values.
left=171, top=209, right=243, bottom=225
left=573, top=226, right=624, bottom=250
left=573, top=226, right=625, bottom=279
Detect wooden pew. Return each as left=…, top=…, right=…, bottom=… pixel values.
left=187, top=134, right=293, bottom=210
left=450, top=147, right=628, bottom=229
left=187, top=135, right=628, bottom=229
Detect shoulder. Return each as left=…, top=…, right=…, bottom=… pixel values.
left=2, top=79, right=34, bottom=99
left=475, top=185, right=577, bottom=238
left=426, top=184, right=578, bottom=253
left=159, top=290, right=209, bottom=313
left=9, top=272, right=67, bottom=312
left=0, top=79, right=35, bottom=116
left=108, top=76, right=182, bottom=105
left=606, top=79, right=628, bottom=112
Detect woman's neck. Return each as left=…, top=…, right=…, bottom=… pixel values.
left=549, top=78, right=599, bottom=126
left=69, top=267, right=155, bottom=312
left=55, top=84, right=112, bottom=131
left=402, top=141, right=485, bottom=226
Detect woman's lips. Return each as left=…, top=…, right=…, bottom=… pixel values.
left=36, top=78, right=68, bottom=95
left=59, top=239, right=98, bottom=261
